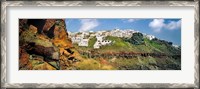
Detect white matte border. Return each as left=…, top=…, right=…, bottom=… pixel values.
left=6, top=6, right=194, bottom=84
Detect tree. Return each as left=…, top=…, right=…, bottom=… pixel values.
left=128, top=33, right=144, bottom=45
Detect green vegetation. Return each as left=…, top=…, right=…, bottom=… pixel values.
left=76, top=59, right=115, bottom=70
left=125, top=33, right=144, bottom=45
left=112, top=56, right=158, bottom=70
left=88, top=37, right=97, bottom=48
left=100, top=36, right=134, bottom=52
left=111, top=55, right=180, bottom=70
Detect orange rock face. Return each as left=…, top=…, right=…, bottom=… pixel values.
left=19, top=48, right=29, bottom=68
left=19, top=19, right=79, bottom=70
left=29, top=25, right=38, bottom=34
left=52, top=21, right=72, bottom=48
left=43, top=19, right=56, bottom=33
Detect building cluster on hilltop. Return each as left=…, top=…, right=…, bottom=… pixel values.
left=68, top=29, right=157, bottom=49
left=69, top=32, right=90, bottom=47
left=110, top=29, right=139, bottom=38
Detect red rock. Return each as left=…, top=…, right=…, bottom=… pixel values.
left=26, top=42, right=59, bottom=60
left=19, top=48, right=29, bottom=68
left=43, top=19, right=56, bottom=33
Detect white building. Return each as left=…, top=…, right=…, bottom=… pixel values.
left=101, top=40, right=112, bottom=45
left=78, top=39, right=89, bottom=47
left=146, top=35, right=155, bottom=40
left=71, top=37, right=82, bottom=43
left=173, top=44, right=179, bottom=48
left=89, top=33, right=95, bottom=37
left=108, top=29, right=138, bottom=38
left=110, top=29, right=123, bottom=37
left=94, top=42, right=100, bottom=49
left=96, top=35, right=104, bottom=42
left=93, top=35, right=112, bottom=49
left=82, top=32, right=89, bottom=37
left=94, top=40, right=112, bottom=49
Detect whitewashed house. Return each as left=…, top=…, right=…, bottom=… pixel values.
left=172, top=44, right=179, bottom=48
left=101, top=40, right=112, bottom=45
left=89, top=33, right=95, bottom=37
left=110, top=29, right=124, bottom=37
left=96, top=36, right=103, bottom=42
left=93, top=42, right=100, bottom=49
left=93, top=34, right=112, bottom=49
left=82, top=32, right=89, bottom=37
left=146, top=35, right=155, bottom=40
left=71, top=36, right=82, bottom=43
left=78, top=39, right=89, bottom=47
left=94, top=40, right=112, bottom=49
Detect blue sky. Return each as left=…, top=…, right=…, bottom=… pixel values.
left=65, top=18, right=181, bottom=45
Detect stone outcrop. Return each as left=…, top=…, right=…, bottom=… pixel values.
left=19, top=19, right=80, bottom=70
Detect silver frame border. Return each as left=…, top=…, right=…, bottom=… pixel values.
left=1, top=1, right=199, bottom=89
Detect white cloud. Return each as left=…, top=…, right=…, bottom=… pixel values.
left=165, top=20, right=181, bottom=30
left=122, top=19, right=140, bottom=23
left=127, top=19, right=136, bottom=22
left=149, top=19, right=165, bottom=32
left=79, top=19, right=99, bottom=32
left=149, top=19, right=181, bottom=32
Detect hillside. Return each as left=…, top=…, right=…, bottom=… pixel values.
left=73, top=32, right=181, bottom=70
left=19, top=19, right=181, bottom=70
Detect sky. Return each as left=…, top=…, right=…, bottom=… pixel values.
left=65, top=18, right=181, bottom=45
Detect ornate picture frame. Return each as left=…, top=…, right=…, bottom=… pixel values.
left=1, top=0, right=199, bottom=89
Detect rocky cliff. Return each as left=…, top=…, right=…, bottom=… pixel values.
left=19, top=19, right=82, bottom=70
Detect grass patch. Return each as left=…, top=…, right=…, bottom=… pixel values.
left=75, top=59, right=114, bottom=70
left=88, top=37, right=97, bottom=48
